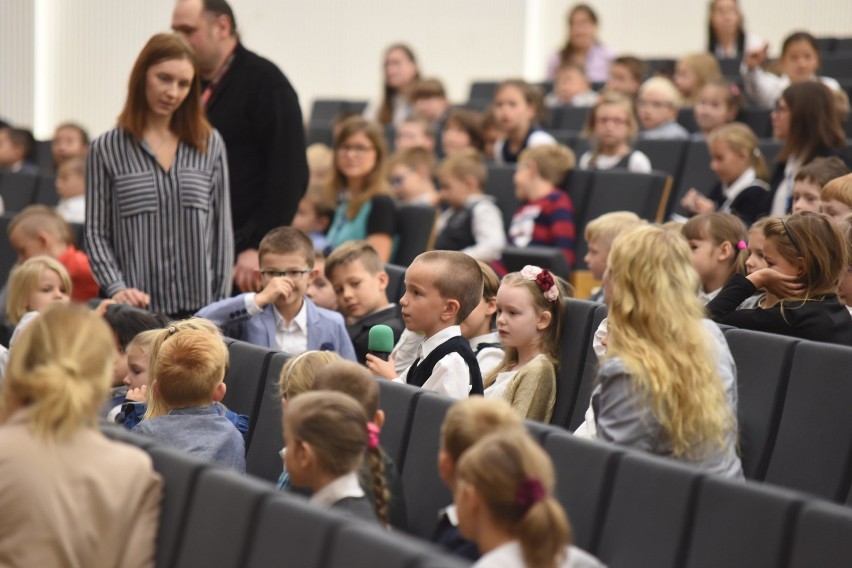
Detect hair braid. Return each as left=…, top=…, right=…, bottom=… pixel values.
left=368, top=446, right=391, bottom=528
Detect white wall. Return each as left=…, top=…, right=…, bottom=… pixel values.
left=1, top=0, right=851, bottom=139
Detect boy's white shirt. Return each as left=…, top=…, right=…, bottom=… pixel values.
left=245, top=293, right=308, bottom=354
left=394, top=325, right=471, bottom=400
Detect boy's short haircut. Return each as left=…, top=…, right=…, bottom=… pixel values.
left=555, top=61, right=587, bottom=77
left=8, top=205, right=74, bottom=245
left=443, top=109, right=485, bottom=153
left=103, top=304, right=169, bottom=350
left=518, top=144, right=576, bottom=185
left=410, top=78, right=447, bottom=101
left=55, top=122, right=90, bottom=145
left=440, top=397, right=523, bottom=461
left=1, top=127, right=35, bottom=158
left=584, top=211, right=644, bottom=246
left=325, top=240, right=384, bottom=280
left=413, top=250, right=483, bottom=323
left=312, top=360, right=380, bottom=418
left=399, top=116, right=435, bottom=138
left=612, top=55, right=648, bottom=83
left=154, top=329, right=228, bottom=408
left=639, top=76, right=683, bottom=107
left=437, top=149, right=487, bottom=186
left=481, top=109, right=498, bottom=130
left=821, top=173, right=852, bottom=207
left=387, top=147, right=437, bottom=175
left=795, top=157, right=851, bottom=188
left=306, top=143, right=333, bottom=168
left=477, top=260, right=500, bottom=300
left=258, top=226, right=315, bottom=268
left=57, top=154, right=87, bottom=176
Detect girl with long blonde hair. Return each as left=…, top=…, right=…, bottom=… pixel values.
left=596, top=224, right=743, bottom=477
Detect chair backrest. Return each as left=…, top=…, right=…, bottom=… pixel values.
left=763, top=340, right=852, bottom=501
left=384, top=263, right=407, bottom=303
left=0, top=213, right=18, bottom=282
left=33, top=174, right=58, bottom=206
left=635, top=139, right=688, bottom=180
left=222, top=340, right=275, bottom=420
left=596, top=451, right=701, bottom=568
left=671, top=140, right=714, bottom=217
left=562, top=169, right=596, bottom=243
left=399, top=391, right=456, bottom=538
left=584, top=170, right=671, bottom=226
left=821, top=54, right=852, bottom=78
left=549, top=106, right=590, bottom=131
left=567, top=302, right=607, bottom=430
left=544, top=431, right=622, bottom=553
left=376, top=379, right=423, bottom=470
left=484, top=163, right=519, bottom=231
left=147, top=446, right=209, bottom=568
left=245, top=352, right=288, bottom=482
left=757, top=139, right=783, bottom=167
left=172, top=468, right=273, bottom=568
left=0, top=171, right=38, bottom=212
left=309, top=99, right=368, bottom=129
left=551, top=298, right=599, bottom=427
left=500, top=246, right=571, bottom=281
left=682, top=475, right=801, bottom=568
left=244, top=493, right=343, bottom=568
left=525, top=418, right=555, bottom=443
left=722, top=328, right=798, bottom=479
left=737, top=108, right=772, bottom=138
left=394, top=204, right=438, bottom=267
left=676, top=107, right=698, bottom=134
left=468, top=81, right=500, bottom=103
left=788, top=500, right=852, bottom=567
left=325, top=522, right=470, bottom=568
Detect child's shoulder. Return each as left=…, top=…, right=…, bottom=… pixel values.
left=307, top=297, right=346, bottom=325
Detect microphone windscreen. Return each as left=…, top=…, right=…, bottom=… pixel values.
left=368, top=324, right=395, bottom=354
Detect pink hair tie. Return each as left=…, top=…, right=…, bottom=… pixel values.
left=737, top=240, right=748, bottom=250
left=516, top=477, right=545, bottom=510
left=366, top=422, right=380, bottom=450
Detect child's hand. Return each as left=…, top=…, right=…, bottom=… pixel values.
left=747, top=268, right=805, bottom=298
left=743, top=43, right=768, bottom=71
left=255, top=277, right=294, bottom=308
left=113, top=288, right=150, bottom=308
left=681, top=189, right=716, bottom=214
left=126, top=385, right=147, bottom=402
left=365, top=354, right=397, bottom=380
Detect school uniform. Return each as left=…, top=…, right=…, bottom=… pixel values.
left=196, top=294, right=357, bottom=360
left=473, top=540, right=605, bottom=568
left=705, top=167, right=770, bottom=226
left=493, top=128, right=558, bottom=165
left=347, top=304, right=405, bottom=363
left=578, top=150, right=653, bottom=173
left=433, top=504, right=480, bottom=561
left=484, top=354, right=557, bottom=422
left=638, top=120, right=690, bottom=140
left=56, top=195, right=85, bottom=224
left=768, top=149, right=850, bottom=216
left=508, top=188, right=577, bottom=268
left=396, top=325, right=483, bottom=399
left=470, top=331, right=504, bottom=378
left=707, top=273, right=852, bottom=346
left=434, top=195, right=507, bottom=262
left=311, top=471, right=379, bottom=524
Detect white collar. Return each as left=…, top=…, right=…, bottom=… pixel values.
left=469, top=331, right=500, bottom=350
left=721, top=167, right=757, bottom=201
left=419, top=326, right=462, bottom=360
left=310, top=471, right=364, bottom=508
left=274, top=299, right=308, bottom=332
left=439, top=504, right=459, bottom=526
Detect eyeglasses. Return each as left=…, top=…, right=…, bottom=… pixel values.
left=637, top=99, right=672, bottom=109
left=260, top=268, right=311, bottom=279
left=772, top=102, right=790, bottom=114
left=597, top=117, right=629, bottom=126
left=337, top=144, right=376, bottom=156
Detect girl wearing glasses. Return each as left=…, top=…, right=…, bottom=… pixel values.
left=326, top=117, right=398, bottom=263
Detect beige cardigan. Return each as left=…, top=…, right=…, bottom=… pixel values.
left=488, top=354, right=557, bottom=423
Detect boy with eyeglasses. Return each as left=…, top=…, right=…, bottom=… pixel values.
left=636, top=77, right=690, bottom=140
left=197, top=226, right=356, bottom=359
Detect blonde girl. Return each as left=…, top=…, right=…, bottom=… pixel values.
left=325, top=116, right=397, bottom=262
left=708, top=212, right=852, bottom=345
left=681, top=123, right=770, bottom=225
left=284, top=391, right=384, bottom=525
left=682, top=213, right=749, bottom=303
left=578, top=93, right=652, bottom=173
left=0, top=304, right=161, bottom=566
left=491, top=80, right=556, bottom=164
left=673, top=53, right=723, bottom=104
left=112, top=329, right=162, bottom=429
left=484, top=266, right=566, bottom=422
left=599, top=224, right=743, bottom=477
left=454, top=430, right=603, bottom=568
left=7, top=256, right=71, bottom=327
left=693, top=79, right=743, bottom=139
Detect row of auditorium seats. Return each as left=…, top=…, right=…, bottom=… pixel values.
left=0, top=170, right=58, bottom=213
left=103, top=427, right=469, bottom=568
left=124, top=315, right=852, bottom=567
left=217, top=297, right=852, bottom=508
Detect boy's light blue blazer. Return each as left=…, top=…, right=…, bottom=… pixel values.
left=196, top=294, right=357, bottom=360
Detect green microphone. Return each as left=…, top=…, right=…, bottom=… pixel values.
left=368, top=324, right=395, bottom=361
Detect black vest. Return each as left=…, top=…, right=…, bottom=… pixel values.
left=434, top=205, right=476, bottom=252
left=407, top=336, right=484, bottom=395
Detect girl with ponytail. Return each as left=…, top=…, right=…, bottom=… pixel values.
left=0, top=304, right=161, bottom=566
left=454, top=430, right=603, bottom=568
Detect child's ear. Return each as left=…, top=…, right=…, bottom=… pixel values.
left=212, top=381, right=227, bottom=402
left=717, top=241, right=734, bottom=262
left=307, top=268, right=318, bottom=284
left=484, top=297, right=497, bottom=317
left=536, top=309, right=553, bottom=331
left=795, top=256, right=806, bottom=278
left=441, top=298, right=461, bottom=323
left=526, top=160, right=540, bottom=180
left=373, top=409, right=385, bottom=430
left=36, top=231, right=52, bottom=249
left=438, top=449, right=456, bottom=487
left=377, top=270, right=389, bottom=293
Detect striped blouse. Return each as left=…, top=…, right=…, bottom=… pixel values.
left=85, top=127, right=234, bottom=314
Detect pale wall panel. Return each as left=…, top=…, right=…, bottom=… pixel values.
left=0, top=0, right=35, bottom=128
